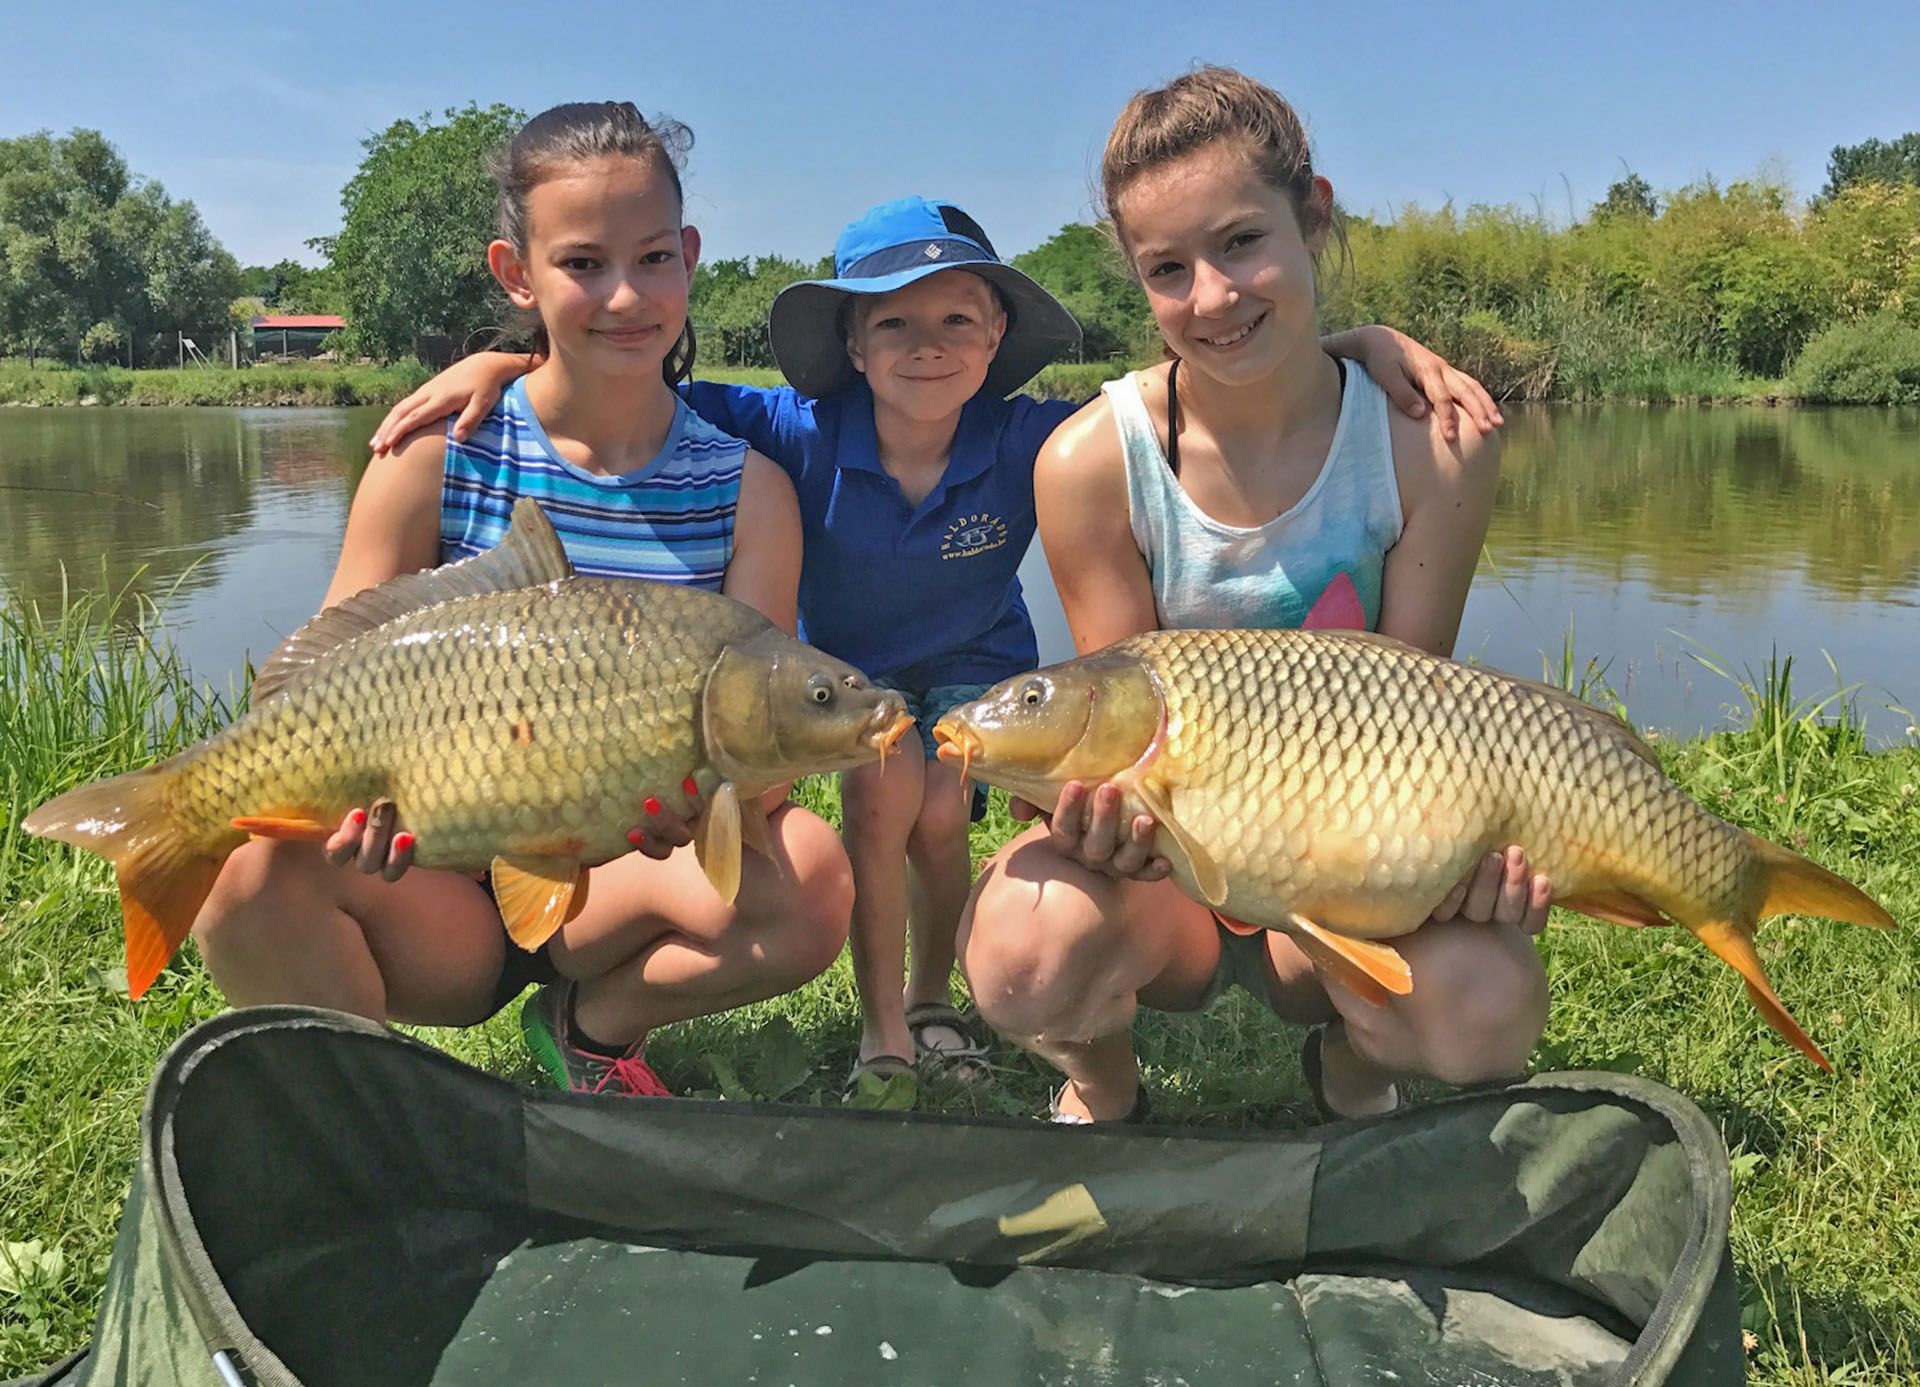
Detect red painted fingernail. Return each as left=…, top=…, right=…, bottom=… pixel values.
left=682, top=776, right=698, bottom=796
left=349, top=809, right=367, bottom=826
left=627, top=827, right=646, bottom=847
left=644, top=796, right=663, bottom=816
left=392, top=832, right=415, bottom=853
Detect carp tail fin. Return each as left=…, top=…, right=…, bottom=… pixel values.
left=24, top=764, right=224, bottom=999
left=1746, top=832, right=1893, bottom=929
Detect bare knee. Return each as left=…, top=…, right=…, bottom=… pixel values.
left=762, top=807, right=853, bottom=982
left=193, top=838, right=325, bottom=947
left=960, top=857, right=1125, bottom=1042
left=907, top=776, right=971, bottom=858
left=1397, top=924, right=1549, bottom=1086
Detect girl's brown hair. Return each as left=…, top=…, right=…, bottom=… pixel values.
left=488, top=101, right=697, bottom=387
left=1100, top=66, right=1340, bottom=256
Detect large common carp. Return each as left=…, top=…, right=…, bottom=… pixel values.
left=25, top=499, right=913, bottom=998
left=933, top=627, right=1893, bottom=1070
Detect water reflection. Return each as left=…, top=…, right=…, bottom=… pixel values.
left=1, top=402, right=1914, bottom=740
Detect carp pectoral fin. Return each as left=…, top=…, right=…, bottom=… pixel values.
left=695, top=783, right=744, bottom=906
left=1558, top=888, right=1671, bottom=930
left=738, top=794, right=776, bottom=860
left=1129, top=778, right=1226, bottom=906
left=489, top=855, right=581, bottom=952
left=1693, top=919, right=1832, bottom=1073
left=1285, top=913, right=1413, bottom=1007
left=230, top=815, right=333, bottom=843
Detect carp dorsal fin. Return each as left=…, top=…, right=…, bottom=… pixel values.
left=1130, top=776, right=1227, bottom=907
left=253, top=499, right=574, bottom=704
left=1305, top=629, right=1663, bottom=771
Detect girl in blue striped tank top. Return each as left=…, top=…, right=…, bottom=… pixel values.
left=190, top=102, right=853, bottom=1099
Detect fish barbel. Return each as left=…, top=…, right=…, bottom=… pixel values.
left=933, top=627, right=1893, bottom=1070
left=24, top=499, right=913, bottom=998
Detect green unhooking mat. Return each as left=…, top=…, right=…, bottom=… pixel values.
left=17, top=1007, right=1742, bottom=1386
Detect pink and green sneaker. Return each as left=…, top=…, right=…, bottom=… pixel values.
left=520, top=982, right=672, bottom=1098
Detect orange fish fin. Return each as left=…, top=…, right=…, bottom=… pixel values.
left=230, top=815, right=333, bottom=843
left=1129, top=777, right=1226, bottom=906
left=1302, top=571, right=1367, bottom=631
left=1559, top=888, right=1672, bottom=930
left=694, top=782, right=743, bottom=906
left=1746, top=832, right=1893, bottom=928
left=1693, top=919, right=1832, bottom=1072
left=22, top=762, right=229, bottom=999
left=489, top=854, right=581, bottom=952
left=120, top=849, right=225, bottom=1000
left=1285, top=913, right=1412, bottom=1007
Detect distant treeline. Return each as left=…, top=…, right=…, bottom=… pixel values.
left=6, top=110, right=1918, bottom=403
left=692, top=171, right=1920, bottom=406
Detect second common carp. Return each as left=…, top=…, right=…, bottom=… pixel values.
left=933, top=627, right=1893, bottom=1070
left=25, top=499, right=913, bottom=998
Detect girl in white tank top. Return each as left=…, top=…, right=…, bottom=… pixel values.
left=1106, top=357, right=1404, bottom=631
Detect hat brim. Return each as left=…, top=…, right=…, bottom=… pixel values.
left=768, top=261, right=1082, bottom=400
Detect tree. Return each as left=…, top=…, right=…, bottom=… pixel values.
left=690, top=254, right=830, bottom=367
left=1010, top=223, right=1153, bottom=360
left=239, top=259, right=343, bottom=315
left=1820, top=133, right=1920, bottom=203
left=315, top=103, right=523, bottom=360
left=1595, top=172, right=1659, bottom=220
left=0, top=128, right=238, bottom=365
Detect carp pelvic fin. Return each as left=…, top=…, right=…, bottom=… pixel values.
left=1558, top=888, right=1672, bottom=930
left=1130, top=778, right=1226, bottom=906
left=1285, top=913, right=1414, bottom=1007
left=489, top=854, right=582, bottom=952
left=695, top=783, right=744, bottom=906
left=253, top=498, right=575, bottom=703
left=1746, top=832, right=1894, bottom=929
left=230, top=814, right=333, bottom=843
left=1692, top=918, right=1832, bottom=1072
left=23, top=762, right=228, bottom=999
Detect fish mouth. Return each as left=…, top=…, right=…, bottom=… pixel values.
left=871, top=710, right=917, bottom=759
left=931, top=719, right=975, bottom=783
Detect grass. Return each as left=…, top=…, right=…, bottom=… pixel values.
left=0, top=358, right=432, bottom=408
left=1, top=592, right=1917, bottom=1382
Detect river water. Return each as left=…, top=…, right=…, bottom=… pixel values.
left=2, top=401, right=1915, bottom=741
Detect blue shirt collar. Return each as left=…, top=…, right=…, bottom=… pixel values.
left=831, top=381, right=1003, bottom=499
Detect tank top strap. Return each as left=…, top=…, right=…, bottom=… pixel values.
left=1102, top=370, right=1183, bottom=572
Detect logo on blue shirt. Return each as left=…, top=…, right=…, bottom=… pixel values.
left=941, top=512, right=1009, bottom=560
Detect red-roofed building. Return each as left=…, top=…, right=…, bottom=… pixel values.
left=250, top=313, right=346, bottom=360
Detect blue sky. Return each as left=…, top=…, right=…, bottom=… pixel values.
left=6, top=2, right=1918, bottom=269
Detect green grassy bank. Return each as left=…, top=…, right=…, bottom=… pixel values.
left=3, top=348, right=1913, bottom=410
left=0, top=586, right=1916, bottom=1381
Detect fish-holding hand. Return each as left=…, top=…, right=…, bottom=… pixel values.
left=322, top=800, right=417, bottom=882
left=1012, top=781, right=1171, bottom=883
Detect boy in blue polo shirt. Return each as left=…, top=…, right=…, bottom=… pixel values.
left=372, top=196, right=1496, bottom=1106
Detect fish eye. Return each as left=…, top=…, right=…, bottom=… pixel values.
left=1021, top=679, right=1046, bottom=707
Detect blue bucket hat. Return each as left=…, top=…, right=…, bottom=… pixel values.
left=769, top=196, right=1082, bottom=400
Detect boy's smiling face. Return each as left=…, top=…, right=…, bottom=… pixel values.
left=845, top=270, right=1007, bottom=422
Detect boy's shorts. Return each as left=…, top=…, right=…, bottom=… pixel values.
left=873, top=678, right=993, bottom=823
